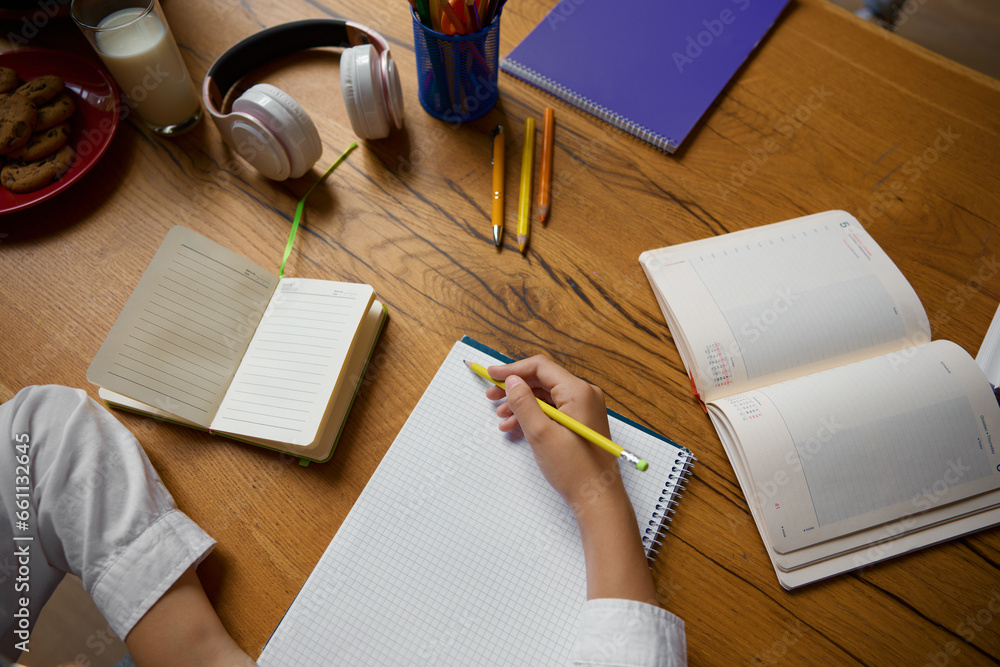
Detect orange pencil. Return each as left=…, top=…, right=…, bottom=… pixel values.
left=441, top=0, right=466, bottom=34
left=538, top=107, right=554, bottom=223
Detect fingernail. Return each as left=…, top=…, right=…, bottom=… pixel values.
left=505, top=375, right=524, bottom=390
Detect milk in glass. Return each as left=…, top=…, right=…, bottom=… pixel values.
left=95, top=7, right=200, bottom=130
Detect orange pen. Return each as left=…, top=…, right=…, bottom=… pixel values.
left=490, top=125, right=505, bottom=247
left=538, top=107, right=554, bottom=223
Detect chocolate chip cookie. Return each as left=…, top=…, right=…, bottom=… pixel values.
left=14, top=75, right=64, bottom=106
left=0, top=67, right=18, bottom=94
left=36, top=91, right=76, bottom=131
left=0, top=93, right=37, bottom=155
left=1, top=144, right=75, bottom=193
left=7, top=121, right=70, bottom=161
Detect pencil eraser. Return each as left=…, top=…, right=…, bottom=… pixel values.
left=637, top=459, right=649, bottom=472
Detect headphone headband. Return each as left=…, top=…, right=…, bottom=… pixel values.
left=202, top=18, right=403, bottom=180
left=203, top=19, right=390, bottom=115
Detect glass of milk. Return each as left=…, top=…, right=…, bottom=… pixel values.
left=72, top=0, right=201, bottom=135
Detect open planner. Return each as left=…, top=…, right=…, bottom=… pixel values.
left=87, top=226, right=386, bottom=463
left=640, top=210, right=1000, bottom=588
left=257, top=337, right=693, bottom=665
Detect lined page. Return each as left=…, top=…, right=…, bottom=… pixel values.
left=639, top=211, right=931, bottom=402
left=87, top=227, right=277, bottom=426
left=211, top=279, right=374, bottom=445
left=258, top=340, right=692, bottom=666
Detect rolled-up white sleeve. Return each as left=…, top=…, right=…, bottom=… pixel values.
left=569, top=598, right=687, bottom=667
left=1, top=385, right=215, bottom=655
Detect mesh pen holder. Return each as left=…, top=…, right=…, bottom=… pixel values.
left=412, top=7, right=501, bottom=122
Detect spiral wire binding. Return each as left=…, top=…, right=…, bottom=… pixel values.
left=500, top=59, right=679, bottom=153
left=641, top=450, right=696, bottom=560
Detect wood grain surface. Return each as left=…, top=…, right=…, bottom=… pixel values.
left=2, top=0, right=999, bottom=664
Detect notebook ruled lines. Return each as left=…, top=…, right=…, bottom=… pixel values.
left=210, top=279, right=373, bottom=443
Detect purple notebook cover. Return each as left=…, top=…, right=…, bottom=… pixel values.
left=500, top=0, right=790, bottom=152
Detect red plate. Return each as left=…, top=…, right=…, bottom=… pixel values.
left=0, top=48, right=120, bottom=214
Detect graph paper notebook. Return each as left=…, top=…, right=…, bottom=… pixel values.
left=258, top=337, right=694, bottom=666
left=640, top=210, right=1000, bottom=588
left=500, top=0, right=789, bottom=152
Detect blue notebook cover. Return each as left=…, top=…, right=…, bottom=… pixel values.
left=500, top=0, right=790, bottom=152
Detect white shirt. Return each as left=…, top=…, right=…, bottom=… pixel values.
left=571, top=598, right=687, bottom=666
left=0, top=386, right=215, bottom=658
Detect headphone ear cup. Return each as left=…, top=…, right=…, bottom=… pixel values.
left=223, top=113, right=292, bottom=181
left=382, top=52, right=404, bottom=130
left=233, top=83, right=323, bottom=179
left=341, top=44, right=391, bottom=140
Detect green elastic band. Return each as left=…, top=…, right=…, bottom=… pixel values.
left=279, top=141, right=359, bottom=278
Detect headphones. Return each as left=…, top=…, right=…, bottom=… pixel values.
left=203, top=19, right=404, bottom=181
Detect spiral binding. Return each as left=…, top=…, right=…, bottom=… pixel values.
left=641, top=450, right=695, bottom=560
left=500, top=59, right=679, bottom=153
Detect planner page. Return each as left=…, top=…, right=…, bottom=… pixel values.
left=87, top=226, right=277, bottom=426
left=712, top=403, right=1000, bottom=588
left=258, top=339, right=692, bottom=667
left=639, top=211, right=930, bottom=402
left=211, top=279, right=374, bottom=446
left=711, top=340, right=1000, bottom=554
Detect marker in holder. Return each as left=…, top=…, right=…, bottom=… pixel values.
left=412, top=7, right=502, bottom=123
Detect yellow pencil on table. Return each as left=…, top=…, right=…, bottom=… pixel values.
left=465, top=361, right=649, bottom=471
left=518, top=117, right=535, bottom=254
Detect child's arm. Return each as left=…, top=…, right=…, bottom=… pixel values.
left=125, top=566, right=257, bottom=667
left=485, top=356, right=659, bottom=606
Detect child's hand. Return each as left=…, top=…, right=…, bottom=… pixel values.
left=486, top=355, right=626, bottom=515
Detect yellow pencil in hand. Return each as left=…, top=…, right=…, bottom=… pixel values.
left=466, top=361, right=649, bottom=471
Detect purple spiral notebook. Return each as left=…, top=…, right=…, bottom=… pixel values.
left=500, top=0, right=790, bottom=152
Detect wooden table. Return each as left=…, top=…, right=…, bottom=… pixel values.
left=3, top=0, right=999, bottom=663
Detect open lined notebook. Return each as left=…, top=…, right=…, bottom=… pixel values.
left=87, top=226, right=386, bottom=463
left=258, top=337, right=693, bottom=665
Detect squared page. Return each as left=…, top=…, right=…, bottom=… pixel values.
left=258, top=339, right=691, bottom=666
left=709, top=339, right=1000, bottom=556
left=210, top=279, right=374, bottom=446
left=639, top=211, right=930, bottom=402
left=87, top=226, right=277, bottom=426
